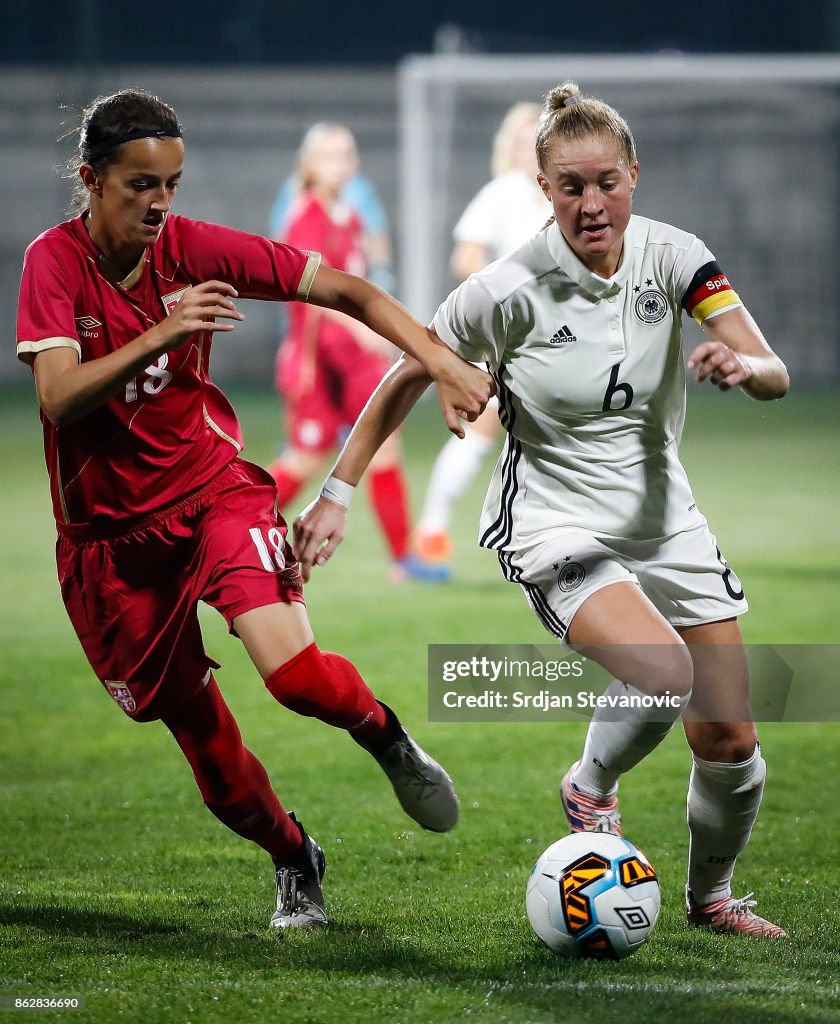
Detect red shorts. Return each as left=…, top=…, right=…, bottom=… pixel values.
left=56, top=459, right=305, bottom=723
left=276, top=324, right=391, bottom=454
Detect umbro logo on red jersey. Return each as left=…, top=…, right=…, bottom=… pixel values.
left=75, top=315, right=102, bottom=330
left=75, top=315, right=102, bottom=338
left=549, top=325, right=577, bottom=345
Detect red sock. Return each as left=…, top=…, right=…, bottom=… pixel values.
left=162, top=677, right=303, bottom=863
left=268, top=460, right=304, bottom=510
left=368, top=465, right=410, bottom=560
left=265, top=642, right=392, bottom=743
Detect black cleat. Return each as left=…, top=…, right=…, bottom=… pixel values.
left=270, top=813, right=327, bottom=931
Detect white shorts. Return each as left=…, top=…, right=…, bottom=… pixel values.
left=499, top=521, right=748, bottom=643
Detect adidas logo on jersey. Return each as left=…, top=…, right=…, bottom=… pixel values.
left=548, top=325, right=577, bottom=345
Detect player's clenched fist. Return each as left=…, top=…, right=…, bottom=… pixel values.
left=163, top=280, right=246, bottom=348
left=432, top=353, right=496, bottom=438
left=687, top=341, right=752, bottom=391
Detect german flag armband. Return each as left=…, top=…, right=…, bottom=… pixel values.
left=681, top=260, right=742, bottom=324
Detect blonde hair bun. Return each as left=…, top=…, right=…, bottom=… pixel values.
left=545, top=81, right=581, bottom=113
left=536, top=81, right=636, bottom=172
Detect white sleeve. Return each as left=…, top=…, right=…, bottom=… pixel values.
left=431, top=276, right=507, bottom=369
left=452, top=180, right=500, bottom=248
left=670, top=234, right=716, bottom=302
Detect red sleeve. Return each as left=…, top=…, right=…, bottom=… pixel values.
left=172, top=217, right=321, bottom=303
left=16, top=235, right=82, bottom=365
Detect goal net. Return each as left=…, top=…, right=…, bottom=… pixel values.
left=397, top=54, right=840, bottom=384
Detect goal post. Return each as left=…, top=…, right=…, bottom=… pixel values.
left=397, top=54, right=840, bottom=384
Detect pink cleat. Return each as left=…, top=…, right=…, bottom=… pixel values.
left=687, top=892, right=787, bottom=939
left=560, top=761, right=622, bottom=835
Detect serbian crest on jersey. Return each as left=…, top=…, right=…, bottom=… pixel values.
left=634, top=288, right=669, bottom=325
left=104, top=680, right=137, bottom=713
left=161, top=286, right=189, bottom=316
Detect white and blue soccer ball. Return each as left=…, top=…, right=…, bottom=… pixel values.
left=526, top=832, right=661, bottom=959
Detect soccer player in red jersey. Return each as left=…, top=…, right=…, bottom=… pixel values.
left=268, top=123, right=446, bottom=581
left=16, top=89, right=493, bottom=931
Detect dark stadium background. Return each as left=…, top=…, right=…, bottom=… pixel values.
left=5, top=0, right=839, bottom=63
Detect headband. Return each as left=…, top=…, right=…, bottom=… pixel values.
left=97, top=127, right=183, bottom=151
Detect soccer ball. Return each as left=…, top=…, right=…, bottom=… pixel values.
left=526, top=832, right=660, bottom=959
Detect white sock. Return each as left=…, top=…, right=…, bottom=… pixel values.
left=686, top=744, right=766, bottom=909
left=418, top=430, right=494, bottom=534
left=573, top=679, right=691, bottom=797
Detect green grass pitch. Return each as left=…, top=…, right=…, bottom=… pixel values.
left=1, top=383, right=838, bottom=1023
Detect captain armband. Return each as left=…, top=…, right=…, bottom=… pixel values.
left=681, top=260, right=742, bottom=324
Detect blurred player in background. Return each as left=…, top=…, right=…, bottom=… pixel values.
left=267, top=123, right=447, bottom=582
left=266, top=151, right=394, bottom=380
left=269, top=166, right=394, bottom=292
left=415, top=102, right=548, bottom=571
left=16, top=90, right=492, bottom=932
left=295, top=82, right=790, bottom=939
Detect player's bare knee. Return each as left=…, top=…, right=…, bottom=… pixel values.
left=690, top=723, right=758, bottom=764
left=579, top=635, right=693, bottom=700
left=642, top=642, right=694, bottom=701
left=720, top=736, right=760, bottom=765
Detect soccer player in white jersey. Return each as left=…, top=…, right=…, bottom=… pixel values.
left=294, top=81, right=791, bottom=939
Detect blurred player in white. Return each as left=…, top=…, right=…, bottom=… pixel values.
left=295, top=82, right=790, bottom=939
left=415, top=102, right=548, bottom=570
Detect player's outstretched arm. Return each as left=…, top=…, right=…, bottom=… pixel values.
left=305, top=264, right=494, bottom=435
left=32, top=281, right=245, bottom=426
left=687, top=306, right=789, bottom=400
left=294, top=354, right=433, bottom=581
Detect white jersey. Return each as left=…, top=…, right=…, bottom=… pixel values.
left=453, top=170, right=550, bottom=260
left=431, top=215, right=742, bottom=550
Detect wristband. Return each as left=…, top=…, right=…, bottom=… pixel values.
left=320, top=475, right=355, bottom=508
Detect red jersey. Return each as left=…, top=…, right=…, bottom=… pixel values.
left=283, top=192, right=365, bottom=343
left=17, top=213, right=321, bottom=528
